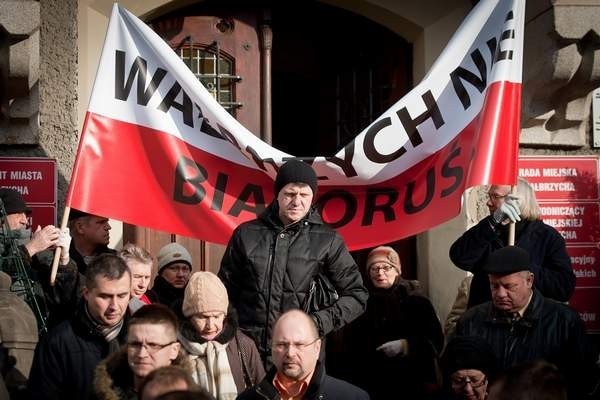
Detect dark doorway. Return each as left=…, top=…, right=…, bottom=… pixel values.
left=270, top=2, right=413, bottom=156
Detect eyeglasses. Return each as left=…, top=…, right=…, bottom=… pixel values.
left=451, top=375, right=487, bottom=389
left=272, top=337, right=319, bottom=352
left=488, top=193, right=508, bottom=201
left=166, top=265, right=191, bottom=273
left=369, top=265, right=395, bottom=274
left=127, top=340, right=176, bottom=354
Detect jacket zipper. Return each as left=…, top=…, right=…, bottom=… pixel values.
left=262, top=236, right=277, bottom=353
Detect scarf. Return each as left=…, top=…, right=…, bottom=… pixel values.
left=179, top=334, right=238, bottom=400
left=83, top=303, right=124, bottom=353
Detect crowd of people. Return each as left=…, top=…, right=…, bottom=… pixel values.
left=0, top=160, right=598, bottom=400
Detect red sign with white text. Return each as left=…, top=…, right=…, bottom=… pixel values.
left=539, top=202, right=600, bottom=245
left=520, top=155, right=600, bottom=333
left=518, top=157, right=599, bottom=201
left=570, top=287, right=600, bottom=333
left=0, top=157, right=57, bottom=227
left=569, top=246, right=600, bottom=287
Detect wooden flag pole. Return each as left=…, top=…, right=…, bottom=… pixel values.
left=50, top=206, right=71, bottom=286
left=508, top=185, right=517, bottom=245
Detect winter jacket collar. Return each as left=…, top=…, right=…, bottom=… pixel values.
left=179, top=311, right=237, bottom=345
left=94, top=349, right=136, bottom=400
left=259, top=201, right=323, bottom=230
left=255, top=361, right=327, bottom=399
left=486, top=289, right=542, bottom=329
left=152, top=274, right=186, bottom=306
left=94, top=346, right=190, bottom=400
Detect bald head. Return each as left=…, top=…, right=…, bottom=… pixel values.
left=271, top=310, right=321, bottom=381
left=273, top=310, right=319, bottom=339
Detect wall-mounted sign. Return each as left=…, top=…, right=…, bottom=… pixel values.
left=0, top=157, right=57, bottom=228
left=520, top=155, right=600, bottom=333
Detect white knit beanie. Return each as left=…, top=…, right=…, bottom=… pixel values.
left=157, top=243, right=192, bottom=274
left=182, top=272, right=229, bottom=317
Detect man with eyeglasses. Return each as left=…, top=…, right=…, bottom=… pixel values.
left=152, top=242, right=193, bottom=310
left=449, top=177, right=574, bottom=307
left=237, top=309, right=369, bottom=400
left=456, top=246, right=596, bottom=399
left=94, top=304, right=185, bottom=399
left=28, top=253, right=131, bottom=399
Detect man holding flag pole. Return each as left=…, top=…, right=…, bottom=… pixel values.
left=449, top=177, right=575, bottom=308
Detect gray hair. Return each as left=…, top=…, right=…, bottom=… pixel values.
left=119, top=243, right=153, bottom=266
left=515, top=177, right=541, bottom=221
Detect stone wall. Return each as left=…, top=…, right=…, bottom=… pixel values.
left=0, top=0, right=78, bottom=214
left=39, top=0, right=78, bottom=212
left=0, top=1, right=40, bottom=146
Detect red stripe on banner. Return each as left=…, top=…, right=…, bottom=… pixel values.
left=68, top=81, right=520, bottom=250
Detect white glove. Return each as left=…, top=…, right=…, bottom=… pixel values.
left=376, top=339, right=408, bottom=358
left=492, top=195, right=521, bottom=224
left=57, top=228, right=72, bottom=265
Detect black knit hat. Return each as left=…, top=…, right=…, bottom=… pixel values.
left=69, top=208, right=92, bottom=221
left=274, top=160, right=318, bottom=196
left=0, top=188, right=31, bottom=215
left=483, top=246, right=531, bottom=275
left=441, top=336, right=499, bottom=379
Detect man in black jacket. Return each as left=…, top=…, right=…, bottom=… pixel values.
left=237, top=310, right=369, bottom=400
left=219, top=160, right=368, bottom=366
left=449, top=178, right=575, bottom=307
left=27, top=253, right=131, bottom=400
left=456, top=246, right=596, bottom=398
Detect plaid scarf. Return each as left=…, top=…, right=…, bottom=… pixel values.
left=83, top=304, right=124, bottom=352
left=179, top=334, right=238, bottom=400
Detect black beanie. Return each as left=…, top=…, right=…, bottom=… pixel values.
left=441, top=336, right=499, bottom=379
left=483, top=246, right=531, bottom=275
left=274, top=160, right=318, bottom=196
left=0, top=188, right=31, bottom=215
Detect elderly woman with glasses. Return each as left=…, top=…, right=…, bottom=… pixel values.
left=177, top=272, right=264, bottom=400
left=440, top=336, right=499, bottom=400
left=339, top=246, right=444, bottom=399
left=94, top=304, right=188, bottom=400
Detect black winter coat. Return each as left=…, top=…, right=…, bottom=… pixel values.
left=236, top=362, right=370, bottom=400
left=449, top=217, right=575, bottom=307
left=456, top=290, right=596, bottom=398
left=341, top=279, right=444, bottom=399
left=219, top=202, right=368, bottom=363
left=27, top=306, right=128, bottom=400
left=152, top=274, right=185, bottom=311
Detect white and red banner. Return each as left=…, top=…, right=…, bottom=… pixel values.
left=67, top=0, right=524, bottom=250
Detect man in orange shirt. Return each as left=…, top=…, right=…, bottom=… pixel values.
left=237, top=309, right=369, bottom=400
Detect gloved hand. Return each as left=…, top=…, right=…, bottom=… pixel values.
left=492, top=195, right=521, bottom=224
left=376, top=339, right=408, bottom=358
left=57, top=228, right=72, bottom=265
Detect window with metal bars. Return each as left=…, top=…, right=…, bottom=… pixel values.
left=177, top=42, right=242, bottom=116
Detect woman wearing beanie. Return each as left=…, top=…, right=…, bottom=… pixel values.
left=179, top=272, right=264, bottom=400
left=440, top=336, right=498, bottom=400
left=339, top=246, right=444, bottom=399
